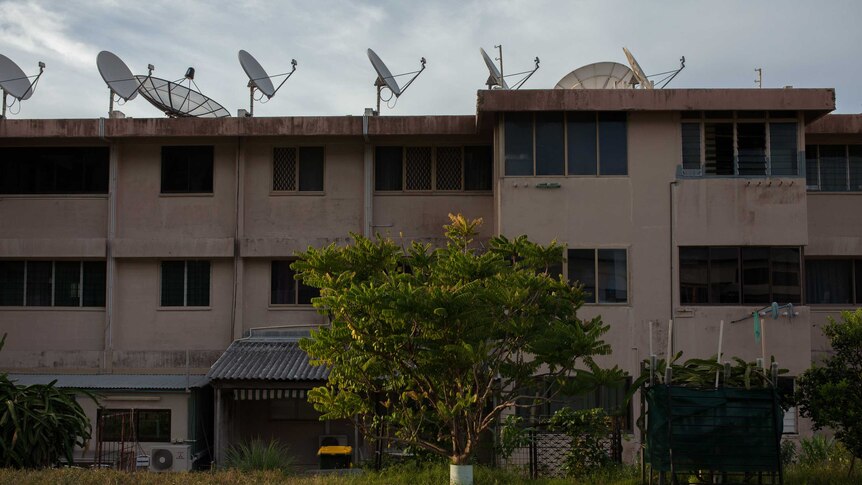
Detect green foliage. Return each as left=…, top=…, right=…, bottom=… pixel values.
left=642, top=352, right=787, bottom=390
left=223, top=438, right=295, bottom=473
left=795, top=310, right=862, bottom=462
left=0, top=334, right=93, bottom=468
left=547, top=408, right=613, bottom=477
left=798, top=435, right=851, bottom=467
left=498, top=415, right=532, bottom=461
left=295, top=214, right=625, bottom=465
left=781, top=439, right=798, bottom=466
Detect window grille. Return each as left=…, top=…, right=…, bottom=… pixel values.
left=405, top=147, right=432, bottom=190
left=435, top=147, right=462, bottom=190
left=273, top=147, right=297, bottom=191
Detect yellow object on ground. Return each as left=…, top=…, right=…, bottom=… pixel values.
left=318, top=445, right=352, bottom=455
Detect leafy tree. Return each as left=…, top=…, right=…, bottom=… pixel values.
left=795, top=309, right=862, bottom=469
left=0, top=334, right=93, bottom=468
left=547, top=407, right=614, bottom=477
left=295, top=214, right=624, bottom=465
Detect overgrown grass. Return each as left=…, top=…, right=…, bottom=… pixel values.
left=223, top=438, right=294, bottom=473
left=0, top=462, right=858, bottom=484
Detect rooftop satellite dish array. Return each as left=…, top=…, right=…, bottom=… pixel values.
left=0, top=54, right=45, bottom=119
left=2, top=45, right=686, bottom=120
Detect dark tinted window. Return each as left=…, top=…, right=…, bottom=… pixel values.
left=680, top=247, right=708, bottom=304
left=0, top=147, right=108, bottom=194
left=742, top=247, right=770, bottom=304
left=597, top=249, right=627, bottom=303
left=568, top=249, right=595, bottom=301
left=850, top=145, right=862, bottom=191
left=805, top=145, right=819, bottom=188
left=704, top=123, right=734, bottom=175
left=819, top=145, right=847, bottom=192
left=681, top=123, right=701, bottom=171
left=771, top=248, right=801, bottom=303
left=271, top=260, right=296, bottom=304
left=375, top=146, right=402, bottom=190
left=54, top=261, right=81, bottom=307
left=0, top=261, right=24, bottom=306
left=99, top=409, right=170, bottom=443
left=298, top=147, right=324, bottom=191
left=709, top=247, right=739, bottom=304
left=160, top=261, right=185, bottom=307
left=136, top=410, right=171, bottom=442
left=464, top=146, right=492, bottom=191
left=806, top=260, right=853, bottom=304
left=598, top=112, right=627, bottom=175
left=770, top=123, right=798, bottom=176
left=567, top=112, right=597, bottom=175
left=186, top=261, right=210, bottom=307
left=405, top=147, right=432, bottom=190
left=504, top=112, right=533, bottom=175
left=82, top=261, right=106, bottom=307
left=161, top=146, right=214, bottom=193
left=535, top=112, right=564, bottom=175
left=856, top=260, right=862, bottom=304
left=26, top=261, right=52, bottom=306
left=737, top=123, right=767, bottom=175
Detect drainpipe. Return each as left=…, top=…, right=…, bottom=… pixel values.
left=363, top=108, right=374, bottom=237
left=231, top=137, right=245, bottom=341
left=101, top=117, right=117, bottom=373
left=668, top=180, right=678, bottom=349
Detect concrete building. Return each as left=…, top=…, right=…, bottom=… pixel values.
left=1, top=87, right=860, bottom=468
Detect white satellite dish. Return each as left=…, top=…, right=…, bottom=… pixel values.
left=555, top=62, right=635, bottom=90
left=367, top=48, right=426, bottom=113
left=96, top=51, right=144, bottom=116
left=622, top=47, right=653, bottom=89
left=0, top=54, right=45, bottom=118
left=238, top=49, right=297, bottom=116
left=480, top=47, right=508, bottom=89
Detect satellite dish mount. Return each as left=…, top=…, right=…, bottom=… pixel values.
left=368, top=49, right=426, bottom=114
left=238, top=50, right=297, bottom=117
left=0, top=56, right=45, bottom=119
left=480, top=45, right=539, bottom=90
left=622, top=47, right=686, bottom=89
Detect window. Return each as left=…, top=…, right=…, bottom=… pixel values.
left=374, top=146, right=493, bottom=192
left=517, top=378, right=632, bottom=429
left=161, top=146, right=213, bottom=193
left=160, top=261, right=210, bottom=307
left=0, top=260, right=105, bottom=307
left=681, top=112, right=799, bottom=177
left=0, top=147, right=109, bottom=195
left=272, top=146, right=324, bottom=192
left=504, top=112, right=628, bottom=176
left=271, top=260, right=319, bottom=305
left=777, top=377, right=797, bottom=434
left=567, top=248, right=628, bottom=304
left=98, top=409, right=170, bottom=442
left=805, top=258, right=862, bottom=305
left=805, top=145, right=862, bottom=191
left=679, top=247, right=801, bottom=305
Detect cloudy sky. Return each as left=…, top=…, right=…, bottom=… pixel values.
left=1, top=0, right=860, bottom=119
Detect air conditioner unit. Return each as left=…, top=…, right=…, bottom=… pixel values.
left=149, top=444, right=193, bottom=472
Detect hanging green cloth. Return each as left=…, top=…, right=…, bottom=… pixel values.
left=754, top=312, right=762, bottom=343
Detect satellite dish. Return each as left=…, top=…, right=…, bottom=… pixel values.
left=478, top=45, right=539, bottom=90
left=480, top=48, right=508, bottom=90
left=96, top=51, right=144, bottom=117
left=555, top=62, right=634, bottom=89
left=367, top=48, right=426, bottom=113
left=134, top=73, right=230, bottom=118
left=238, top=49, right=297, bottom=116
left=0, top=54, right=45, bottom=118
left=622, top=47, right=653, bottom=89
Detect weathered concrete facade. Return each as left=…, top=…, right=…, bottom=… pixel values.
left=1, top=88, right=860, bottom=465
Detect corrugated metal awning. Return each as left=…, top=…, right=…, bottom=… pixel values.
left=232, top=388, right=308, bottom=400
left=206, top=338, right=329, bottom=382
left=7, top=374, right=209, bottom=390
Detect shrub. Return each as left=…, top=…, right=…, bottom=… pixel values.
left=781, top=439, right=798, bottom=466
left=798, top=435, right=850, bottom=467
left=223, top=438, right=294, bottom=472
left=548, top=407, right=613, bottom=477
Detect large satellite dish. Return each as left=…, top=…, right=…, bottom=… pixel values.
left=622, top=47, right=653, bottom=89
left=134, top=70, right=230, bottom=118
left=96, top=51, right=143, bottom=116
left=0, top=54, right=45, bottom=118
left=478, top=45, right=539, bottom=90
left=367, top=48, right=425, bottom=113
left=480, top=47, right=508, bottom=89
left=555, top=62, right=634, bottom=89
left=238, top=49, right=297, bottom=116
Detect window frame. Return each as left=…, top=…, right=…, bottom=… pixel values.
left=271, top=145, right=326, bottom=194
left=502, top=111, right=629, bottom=177
left=0, top=260, right=106, bottom=308
left=373, top=145, right=493, bottom=194
left=97, top=408, right=171, bottom=443
left=679, top=111, right=801, bottom=177
left=269, top=260, right=320, bottom=307
left=159, top=260, right=211, bottom=308
left=804, top=144, right=862, bottom=192
left=678, top=246, right=803, bottom=306
left=564, top=247, right=630, bottom=305
left=804, top=257, right=862, bottom=306
left=160, top=145, right=215, bottom=195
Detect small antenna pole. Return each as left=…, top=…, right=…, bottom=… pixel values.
left=249, top=84, right=255, bottom=117
left=2, top=90, right=6, bottom=119
left=376, top=83, right=382, bottom=114
left=755, top=68, right=762, bottom=88
left=495, top=45, right=504, bottom=82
